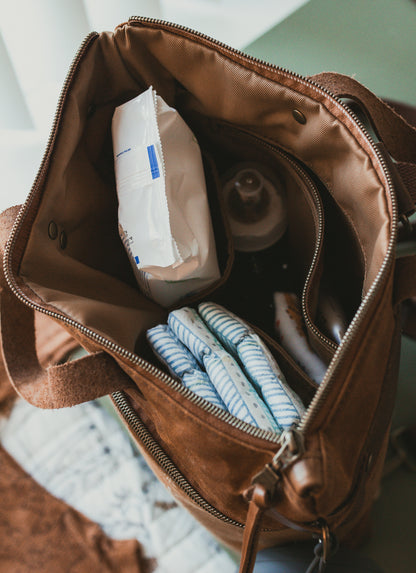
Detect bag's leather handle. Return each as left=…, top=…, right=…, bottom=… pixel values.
left=239, top=487, right=267, bottom=573
left=311, top=72, right=416, bottom=163
left=0, top=285, right=133, bottom=409
left=311, top=72, right=416, bottom=205
left=238, top=483, right=326, bottom=573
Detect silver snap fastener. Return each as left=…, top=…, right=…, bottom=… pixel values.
left=59, top=230, right=67, bottom=250
left=48, top=221, right=58, bottom=240
left=292, top=109, right=307, bottom=124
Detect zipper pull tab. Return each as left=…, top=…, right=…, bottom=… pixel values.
left=240, top=470, right=281, bottom=573
left=239, top=429, right=305, bottom=573
left=243, top=428, right=305, bottom=507
left=272, top=427, right=305, bottom=471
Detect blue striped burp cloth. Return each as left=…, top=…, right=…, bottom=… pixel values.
left=146, top=324, right=226, bottom=410
left=198, top=302, right=305, bottom=430
left=168, top=307, right=279, bottom=432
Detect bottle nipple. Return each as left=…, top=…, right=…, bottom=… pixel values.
left=222, top=163, right=287, bottom=252
left=228, top=169, right=270, bottom=224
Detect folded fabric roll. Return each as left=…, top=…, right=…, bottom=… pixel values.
left=168, top=307, right=279, bottom=432
left=198, top=302, right=305, bottom=430
left=274, top=292, right=327, bottom=384
left=146, top=324, right=226, bottom=410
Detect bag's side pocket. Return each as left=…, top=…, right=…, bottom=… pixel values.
left=301, top=176, right=366, bottom=362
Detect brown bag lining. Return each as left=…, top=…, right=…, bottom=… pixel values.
left=17, top=25, right=391, bottom=365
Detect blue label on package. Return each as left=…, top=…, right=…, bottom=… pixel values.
left=147, top=145, right=160, bottom=179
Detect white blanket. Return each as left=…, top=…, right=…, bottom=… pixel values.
left=0, top=398, right=236, bottom=573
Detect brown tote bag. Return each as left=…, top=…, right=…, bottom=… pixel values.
left=1, top=18, right=416, bottom=572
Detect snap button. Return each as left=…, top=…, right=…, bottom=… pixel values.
left=48, top=221, right=58, bottom=240
left=59, top=230, right=67, bottom=250
left=292, top=109, right=307, bottom=125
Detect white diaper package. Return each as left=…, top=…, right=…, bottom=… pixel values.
left=112, top=86, right=220, bottom=307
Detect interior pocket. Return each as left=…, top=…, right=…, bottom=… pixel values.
left=302, top=174, right=365, bottom=361
left=188, top=116, right=365, bottom=365
left=187, top=117, right=323, bottom=319
left=19, top=128, right=234, bottom=353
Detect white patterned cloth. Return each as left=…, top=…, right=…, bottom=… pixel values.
left=168, top=307, right=279, bottom=432
left=0, top=398, right=236, bottom=573
left=147, top=324, right=226, bottom=410
left=199, top=302, right=305, bottom=430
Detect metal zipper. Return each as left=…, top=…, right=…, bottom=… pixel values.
left=112, top=390, right=245, bottom=528
left=113, top=388, right=296, bottom=531
left=3, top=18, right=397, bottom=454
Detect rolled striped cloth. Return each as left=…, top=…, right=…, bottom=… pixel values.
left=199, top=302, right=305, bottom=430
left=146, top=324, right=226, bottom=410
left=274, top=292, right=327, bottom=384
left=168, top=307, right=279, bottom=432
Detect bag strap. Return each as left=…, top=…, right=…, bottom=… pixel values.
left=310, top=72, right=416, bottom=204
left=0, top=206, right=133, bottom=409
left=0, top=285, right=134, bottom=408
left=238, top=483, right=333, bottom=573
left=310, top=72, right=416, bottom=162
left=239, top=490, right=265, bottom=573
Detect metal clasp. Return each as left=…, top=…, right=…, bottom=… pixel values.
left=272, top=428, right=305, bottom=471
left=306, top=520, right=339, bottom=573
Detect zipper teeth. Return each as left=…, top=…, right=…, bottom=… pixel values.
left=3, top=17, right=397, bottom=441
left=217, top=119, right=334, bottom=353
left=275, top=161, right=336, bottom=353
left=249, top=134, right=336, bottom=353
left=113, top=389, right=282, bottom=531
left=112, top=390, right=245, bottom=528
left=299, top=162, right=396, bottom=432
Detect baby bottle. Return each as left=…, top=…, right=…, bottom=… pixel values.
left=222, top=163, right=291, bottom=334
